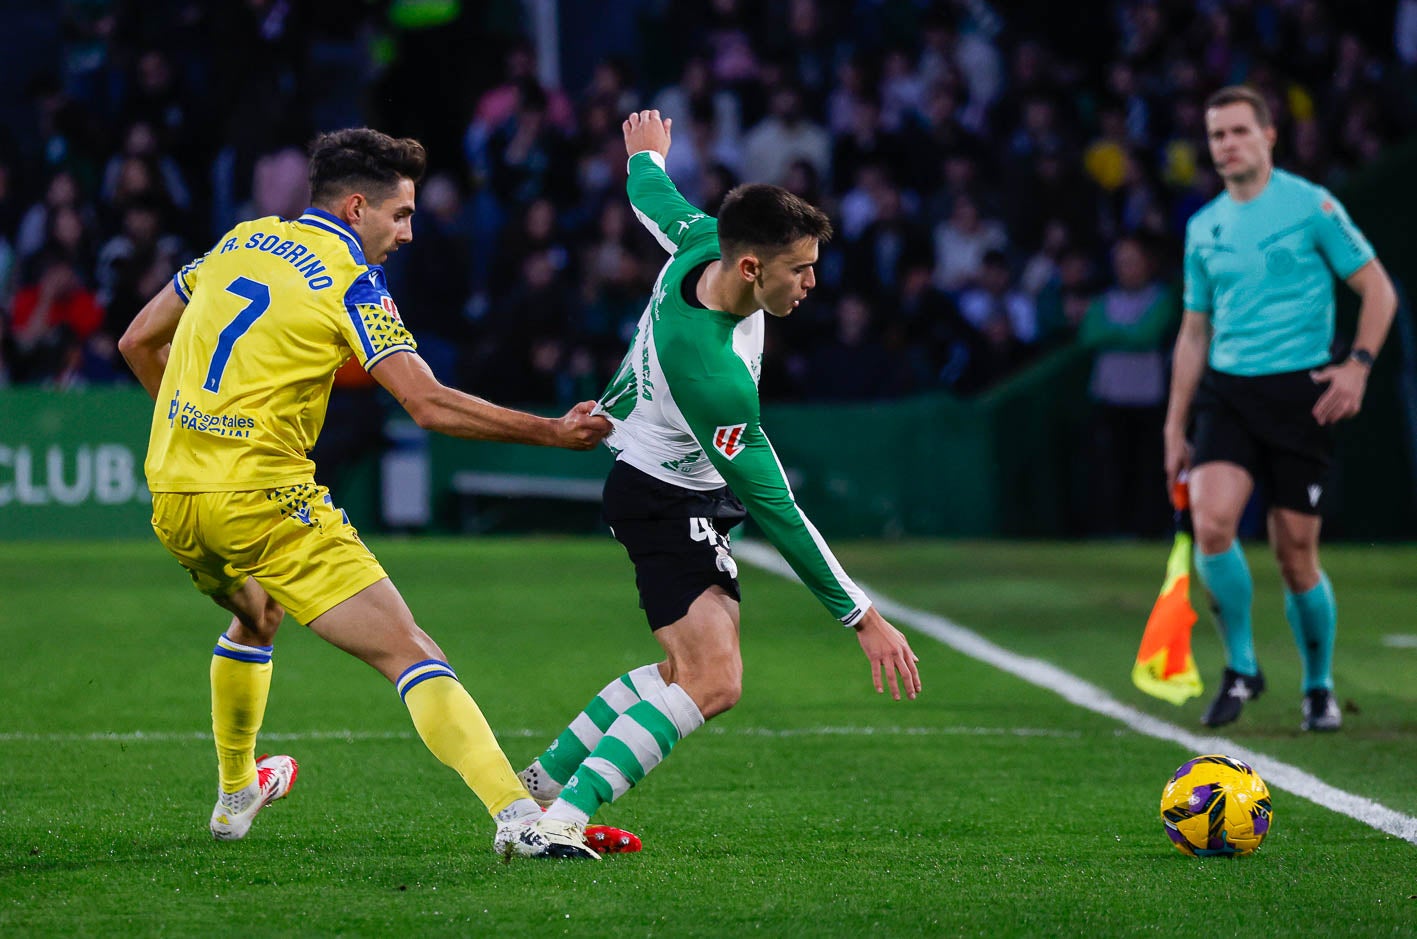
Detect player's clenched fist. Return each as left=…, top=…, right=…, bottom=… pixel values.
left=555, top=400, right=612, bottom=450
left=623, top=109, right=672, bottom=159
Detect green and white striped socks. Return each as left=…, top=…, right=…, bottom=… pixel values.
left=545, top=682, right=705, bottom=825
left=521, top=664, right=668, bottom=801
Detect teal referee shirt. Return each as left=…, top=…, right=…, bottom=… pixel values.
left=1183, top=168, right=1375, bottom=376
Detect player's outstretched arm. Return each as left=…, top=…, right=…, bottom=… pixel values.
left=371, top=350, right=610, bottom=449
left=622, top=110, right=711, bottom=254
left=854, top=607, right=921, bottom=701
left=119, top=281, right=187, bottom=400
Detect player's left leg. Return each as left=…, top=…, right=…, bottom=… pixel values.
left=306, top=579, right=546, bottom=821
left=1264, top=384, right=1340, bottom=731
left=250, top=484, right=569, bottom=853
left=1269, top=507, right=1341, bottom=730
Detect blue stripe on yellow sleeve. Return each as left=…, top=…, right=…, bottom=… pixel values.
left=364, top=345, right=416, bottom=371
left=343, top=268, right=417, bottom=367
left=344, top=301, right=377, bottom=359
left=173, top=250, right=209, bottom=302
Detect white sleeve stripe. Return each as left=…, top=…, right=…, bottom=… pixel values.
left=626, top=150, right=667, bottom=171
left=632, top=204, right=678, bottom=255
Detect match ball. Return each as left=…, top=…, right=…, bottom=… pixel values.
left=1160, top=754, right=1273, bottom=857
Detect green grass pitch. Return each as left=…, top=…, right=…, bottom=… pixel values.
left=2, top=537, right=1415, bottom=937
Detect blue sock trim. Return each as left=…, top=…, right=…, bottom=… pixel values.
left=213, top=633, right=273, bottom=664
left=396, top=659, right=458, bottom=701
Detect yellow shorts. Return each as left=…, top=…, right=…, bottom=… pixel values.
left=150, top=482, right=388, bottom=626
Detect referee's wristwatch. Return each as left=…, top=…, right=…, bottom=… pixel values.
left=1349, top=348, right=1376, bottom=369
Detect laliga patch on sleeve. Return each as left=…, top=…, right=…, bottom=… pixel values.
left=713, top=423, right=748, bottom=459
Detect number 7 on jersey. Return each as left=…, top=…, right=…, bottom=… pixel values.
left=203, top=276, right=271, bottom=393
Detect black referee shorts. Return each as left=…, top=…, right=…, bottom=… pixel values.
left=1190, top=367, right=1335, bottom=515
left=602, top=460, right=747, bottom=630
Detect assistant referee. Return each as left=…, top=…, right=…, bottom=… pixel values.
left=1164, top=85, right=1397, bottom=732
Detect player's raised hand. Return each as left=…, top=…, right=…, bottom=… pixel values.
left=853, top=607, right=921, bottom=701
left=624, top=109, right=672, bottom=159
left=553, top=400, right=613, bottom=450
left=1310, top=360, right=1368, bottom=425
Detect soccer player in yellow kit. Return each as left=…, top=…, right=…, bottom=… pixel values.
left=119, top=128, right=608, bottom=858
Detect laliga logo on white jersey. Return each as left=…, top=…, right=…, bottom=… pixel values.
left=713, top=423, right=747, bottom=459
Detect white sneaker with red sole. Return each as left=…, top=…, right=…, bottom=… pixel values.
left=210, top=753, right=299, bottom=841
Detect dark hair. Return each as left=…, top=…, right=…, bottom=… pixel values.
left=308, top=128, right=427, bottom=205
left=1204, top=85, right=1272, bottom=128
left=717, top=183, right=832, bottom=260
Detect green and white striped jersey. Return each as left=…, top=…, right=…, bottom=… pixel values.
left=597, top=151, right=870, bottom=627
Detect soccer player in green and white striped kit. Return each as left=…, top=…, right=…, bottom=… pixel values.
left=516, top=111, right=922, bottom=857
left=1165, top=86, right=1397, bottom=732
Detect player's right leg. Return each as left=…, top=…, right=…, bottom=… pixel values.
left=528, top=471, right=745, bottom=855
left=520, top=663, right=669, bottom=805
left=536, top=586, right=736, bottom=849
left=1189, top=461, right=1265, bottom=727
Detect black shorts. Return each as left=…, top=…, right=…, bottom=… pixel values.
left=1190, top=367, right=1335, bottom=515
left=602, top=460, right=747, bottom=630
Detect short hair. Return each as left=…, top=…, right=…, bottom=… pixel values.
left=308, top=128, right=427, bottom=205
left=717, top=183, right=833, bottom=260
left=1204, top=85, right=1272, bottom=128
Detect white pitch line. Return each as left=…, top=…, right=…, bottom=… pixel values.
left=704, top=725, right=1078, bottom=738
left=734, top=540, right=1417, bottom=846
left=0, top=725, right=1077, bottom=745
left=0, top=730, right=421, bottom=744
left=1381, top=634, right=1417, bottom=648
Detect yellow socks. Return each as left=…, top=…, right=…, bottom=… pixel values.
left=210, top=633, right=274, bottom=793
left=397, top=660, right=527, bottom=817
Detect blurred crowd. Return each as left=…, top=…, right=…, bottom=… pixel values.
left=0, top=0, right=1411, bottom=422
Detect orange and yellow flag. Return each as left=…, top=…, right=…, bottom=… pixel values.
left=1132, top=481, right=1204, bottom=704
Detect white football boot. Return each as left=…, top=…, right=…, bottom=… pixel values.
left=210, top=754, right=300, bottom=841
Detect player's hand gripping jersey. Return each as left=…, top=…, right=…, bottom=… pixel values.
left=598, top=151, right=870, bottom=627
left=145, top=209, right=416, bottom=492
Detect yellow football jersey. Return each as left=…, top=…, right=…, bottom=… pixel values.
left=145, top=208, right=416, bottom=492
